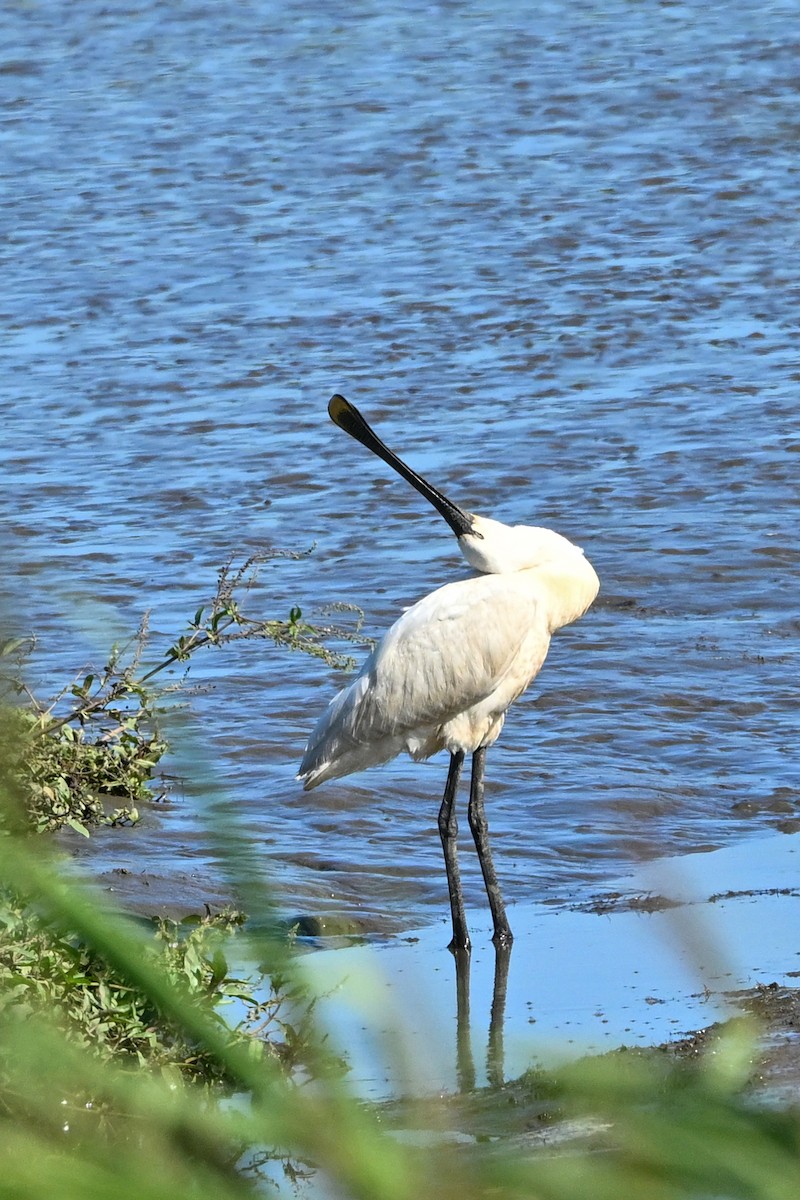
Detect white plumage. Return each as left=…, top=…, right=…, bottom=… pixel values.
left=301, top=527, right=596, bottom=786
left=299, top=396, right=599, bottom=951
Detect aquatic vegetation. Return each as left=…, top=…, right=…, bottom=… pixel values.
left=1, top=703, right=165, bottom=834
left=0, top=558, right=360, bottom=1096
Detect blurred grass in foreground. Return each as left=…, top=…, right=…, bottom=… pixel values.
left=5, top=759, right=800, bottom=1197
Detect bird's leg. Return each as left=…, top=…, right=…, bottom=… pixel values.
left=438, top=750, right=470, bottom=952
left=467, top=746, right=513, bottom=946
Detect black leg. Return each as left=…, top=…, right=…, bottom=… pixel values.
left=438, top=749, right=470, bottom=951
left=467, top=746, right=513, bottom=946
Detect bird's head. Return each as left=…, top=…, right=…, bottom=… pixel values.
left=459, top=515, right=588, bottom=575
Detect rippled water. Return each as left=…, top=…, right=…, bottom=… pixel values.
left=3, top=0, right=798, bottom=934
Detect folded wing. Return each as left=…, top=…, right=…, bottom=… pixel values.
left=299, top=572, right=550, bottom=789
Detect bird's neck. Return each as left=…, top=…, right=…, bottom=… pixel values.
left=534, top=555, right=600, bottom=633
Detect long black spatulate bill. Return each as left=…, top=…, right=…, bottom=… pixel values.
left=328, top=394, right=475, bottom=539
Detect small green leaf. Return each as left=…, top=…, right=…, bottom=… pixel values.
left=0, top=636, right=28, bottom=657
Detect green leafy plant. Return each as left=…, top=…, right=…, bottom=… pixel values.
left=0, top=827, right=417, bottom=1200
left=1, top=706, right=163, bottom=835
left=0, top=896, right=279, bottom=1085
left=1, top=553, right=364, bottom=835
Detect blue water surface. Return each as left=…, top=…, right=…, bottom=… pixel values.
left=2, top=0, right=798, bottom=931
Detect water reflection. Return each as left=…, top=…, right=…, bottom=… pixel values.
left=301, top=835, right=800, bottom=1101
left=453, top=947, right=475, bottom=1092
left=453, top=943, right=512, bottom=1093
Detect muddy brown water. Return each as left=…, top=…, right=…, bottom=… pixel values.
left=3, top=1, right=799, bottom=941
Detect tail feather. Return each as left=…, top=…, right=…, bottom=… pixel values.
left=298, top=671, right=404, bottom=788
left=298, top=733, right=404, bottom=790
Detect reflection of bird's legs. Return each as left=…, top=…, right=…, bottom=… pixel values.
left=438, top=750, right=470, bottom=951
left=487, top=941, right=512, bottom=1088
left=468, top=746, right=513, bottom=946
left=453, top=946, right=475, bottom=1092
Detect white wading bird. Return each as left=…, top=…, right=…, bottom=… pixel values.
left=299, top=395, right=599, bottom=951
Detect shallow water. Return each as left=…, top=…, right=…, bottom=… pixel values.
left=3, top=0, right=799, bottom=933
left=299, top=833, right=800, bottom=1099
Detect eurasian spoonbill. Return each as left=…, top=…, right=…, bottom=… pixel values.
left=299, top=395, right=599, bottom=951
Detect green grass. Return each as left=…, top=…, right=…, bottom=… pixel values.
left=4, top=826, right=800, bottom=1200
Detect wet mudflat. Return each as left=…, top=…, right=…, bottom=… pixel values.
left=286, top=832, right=800, bottom=1170
left=296, top=832, right=800, bottom=1100
left=371, top=982, right=800, bottom=1160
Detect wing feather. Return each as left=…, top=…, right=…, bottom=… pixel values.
left=358, top=576, right=540, bottom=733
left=299, top=573, right=548, bottom=787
